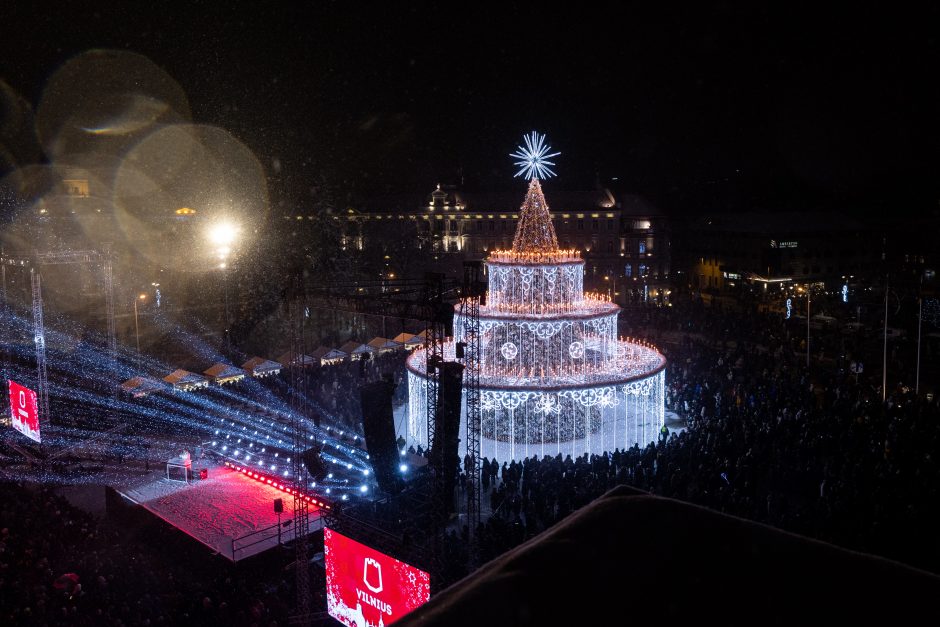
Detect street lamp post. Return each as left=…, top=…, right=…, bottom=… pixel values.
left=134, top=293, right=146, bottom=360
left=806, top=287, right=811, bottom=369
left=883, top=276, right=889, bottom=402
left=208, top=221, right=239, bottom=353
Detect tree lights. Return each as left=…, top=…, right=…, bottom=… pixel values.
left=406, top=135, right=666, bottom=461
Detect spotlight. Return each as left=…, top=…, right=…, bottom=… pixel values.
left=328, top=473, right=333, bottom=479
left=400, top=464, right=408, bottom=473
left=342, top=494, right=348, bottom=501
left=363, top=469, right=370, bottom=476
left=360, top=485, right=368, bottom=493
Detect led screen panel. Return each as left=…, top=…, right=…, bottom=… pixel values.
left=8, top=380, right=40, bottom=443
left=325, top=527, right=430, bottom=626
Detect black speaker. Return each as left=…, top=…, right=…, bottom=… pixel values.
left=273, top=498, right=283, bottom=513
left=431, top=361, right=464, bottom=513
left=302, top=446, right=327, bottom=480
left=361, top=378, right=400, bottom=494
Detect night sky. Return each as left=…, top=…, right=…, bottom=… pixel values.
left=1, top=2, right=938, bottom=216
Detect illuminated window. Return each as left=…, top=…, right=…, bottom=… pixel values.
left=625, top=264, right=633, bottom=278
left=638, top=241, right=646, bottom=254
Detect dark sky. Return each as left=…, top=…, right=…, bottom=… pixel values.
left=1, top=2, right=938, bottom=215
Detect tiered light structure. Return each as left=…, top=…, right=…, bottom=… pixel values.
left=406, top=133, right=666, bottom=461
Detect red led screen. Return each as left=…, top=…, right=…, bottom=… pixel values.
left=8, top=380, right=40, bottom=443
left=324, top=527, right=430, bottom=626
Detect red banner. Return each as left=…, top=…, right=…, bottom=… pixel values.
left=325, top=527, right=430, bottom=626
left=8, top=380, right=40, bottom=443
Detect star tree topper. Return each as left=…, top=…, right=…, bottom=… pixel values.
left=511, top=131, right=560, bottom=180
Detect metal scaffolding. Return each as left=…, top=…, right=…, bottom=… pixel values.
left=288, top=277, right=313, bottom=627
left=30, top=269, right=50, bottom=436
left=459, top=261, right=483, bottom=541
left=1, top=249, right=116, bottom=431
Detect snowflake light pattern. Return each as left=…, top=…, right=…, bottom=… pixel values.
left=511, top=131, right=560, bottom=180
left=500, top=341, right=518, bottom=361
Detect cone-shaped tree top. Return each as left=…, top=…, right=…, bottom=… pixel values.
left=511, top=178, right=559, bottom=253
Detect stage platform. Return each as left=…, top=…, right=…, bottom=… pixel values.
left=115, top=462, right=322, bottom=561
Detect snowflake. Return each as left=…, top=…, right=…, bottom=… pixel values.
left=510, top=131, right=560, bottom=180
left=534, top=394, right=561, bottom=415
left=568, top=341, right=584, bottom=359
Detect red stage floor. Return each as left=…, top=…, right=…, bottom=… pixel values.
left=116, top=463, right=322, bottom=561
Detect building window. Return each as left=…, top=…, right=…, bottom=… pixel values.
left=607, top=240, right=614, bottom=253
left=592, top=219, right=599, bottom=231
left=639, top=263, right=648, bottom=277
left=577, top=219, right=583, bottom=231
left=489, top=220, right=495, bottom=232
left=607, top=219, right=613, bottom=231
left=476, top=220, right=483, bottom=232
left=625, top=264, right=633, bottom=278
left=638, top=241, right=646, bottom=254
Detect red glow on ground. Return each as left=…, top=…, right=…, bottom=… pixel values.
left=224, top=461, right=331, bottom=509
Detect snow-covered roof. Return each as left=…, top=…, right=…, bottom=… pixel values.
left=368, top=337, right=402, bottom=351
left=120, top=376, right=168, bottom=397
left=203, top=363, right=247, bottom=382
left=163, top=369, right=209, bottom=390
left=276, top=352, right=319, bottom=367
left=241, top=357, right=282, bottom=376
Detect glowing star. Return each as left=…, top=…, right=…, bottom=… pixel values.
left=511, top=131, right=560, bottom=180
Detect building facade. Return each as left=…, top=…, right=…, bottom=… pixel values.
left=333, top=184, right=671, bottom=301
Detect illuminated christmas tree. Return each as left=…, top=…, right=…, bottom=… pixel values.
left=512, top=178, right=559, bottom=253
left=406, top=132, right=666, bottom=461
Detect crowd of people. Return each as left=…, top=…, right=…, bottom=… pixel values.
left=306, top=350, right=408, bottom=433
left=459, top=299, right=940, bottom=574
left=2, top=295, right=938, bottom=620
left=0, top=481, right=300, bottom=626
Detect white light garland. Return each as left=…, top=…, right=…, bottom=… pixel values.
left=405, top=138, right=666, bottom=461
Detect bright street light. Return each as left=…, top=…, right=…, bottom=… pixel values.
left=207, top=223, right=239, bottom=353
left=208, top=221, right=239, bottom=247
